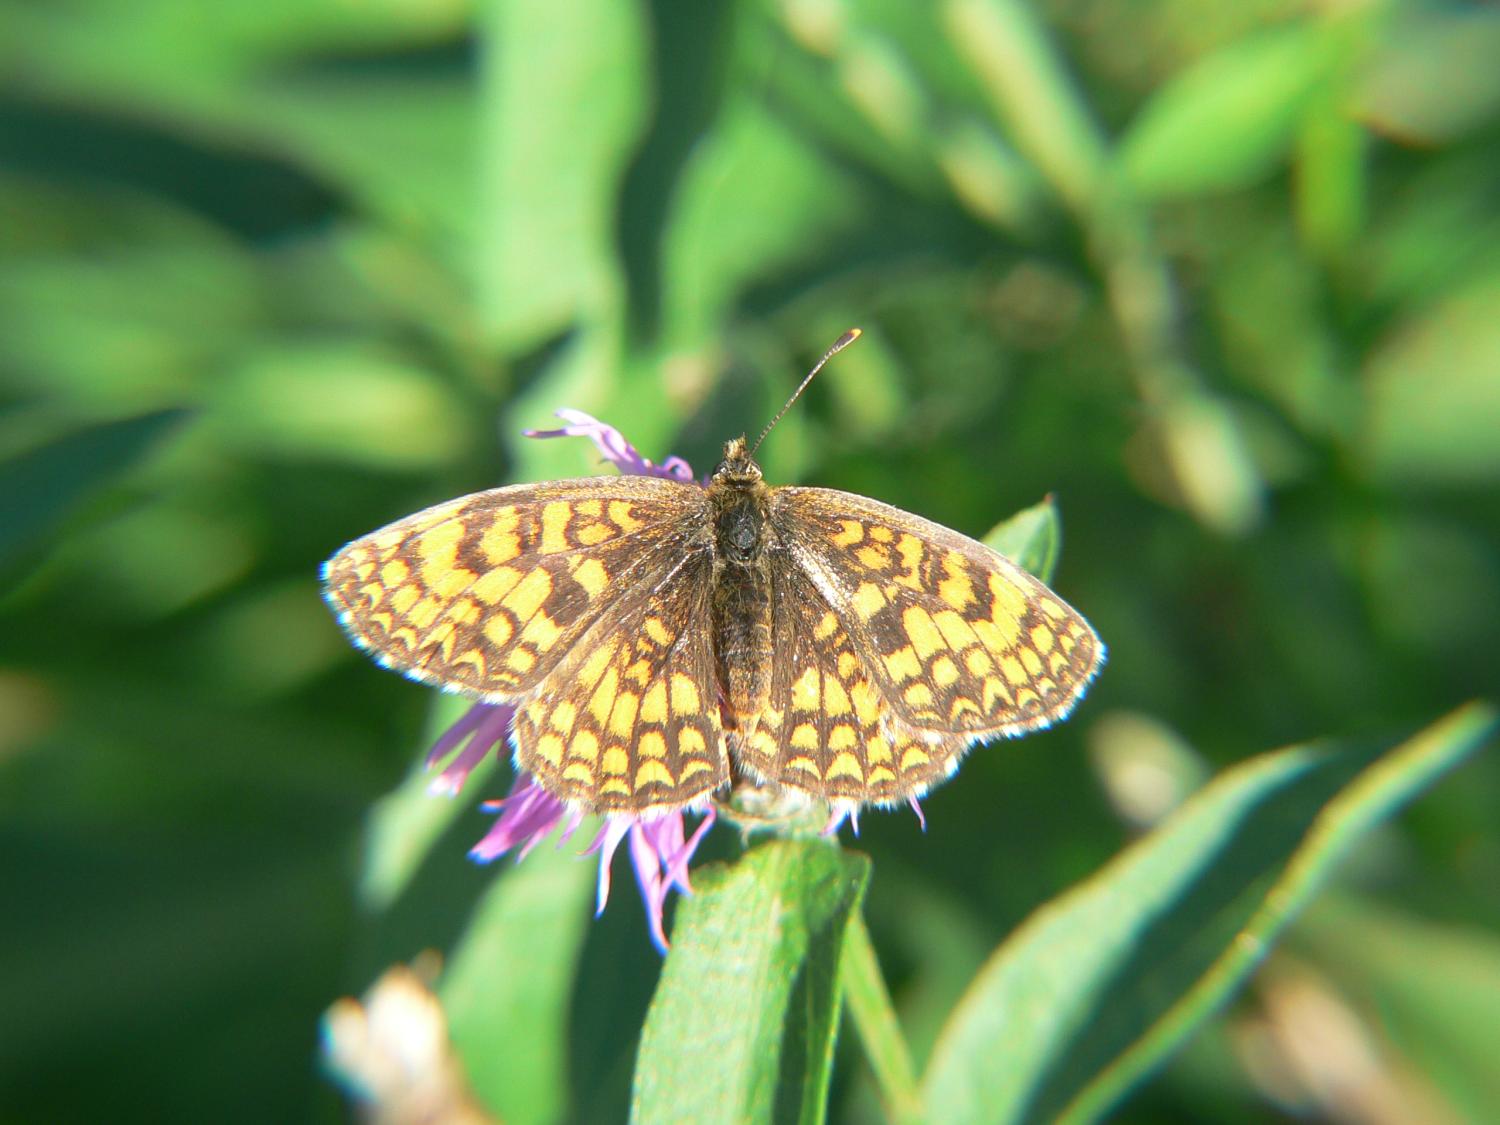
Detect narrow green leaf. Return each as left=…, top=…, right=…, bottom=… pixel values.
left=357, top=694, right=497, bottom=913
left=477, top=0, right=646, bottom=350
left=1119, top=24, right=1338, bottom=198
left=942, top=0, right=1108, bottom=215
left=441, top=841, right=596, bottom=1125
left=631, top=840, right=871, bottom=1125
left=983, top=496, right=1060, bottom=583
left=0, top=408, right=188, bottom=578
left=922, top=701, right=1498, bottom=1125
left=841, top=912, right=924, bottom=1125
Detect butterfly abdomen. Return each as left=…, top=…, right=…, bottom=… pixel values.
left=708, top=476, right=775, bottom=729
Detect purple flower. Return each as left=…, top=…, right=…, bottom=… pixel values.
left=523, top=409, right=695, bottom=482
left=424, top=413, right=713, bottom=952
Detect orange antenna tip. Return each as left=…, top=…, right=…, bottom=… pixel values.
left=750, top=328, right=864, bottom=455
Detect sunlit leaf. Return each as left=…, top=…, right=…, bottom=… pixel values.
left=208, top=343, right=476, bottom=471
left=632, top=840, right=870, bottom=1125
left=982, top=496, right=1061, bottom=584
left=921, top=702, right=1498, bottom=1125
left=477, top=0, right=646, bottom=350
left=1119, top=24, right=1339, bottom=197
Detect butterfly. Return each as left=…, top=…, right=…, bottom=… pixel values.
left=323, top=331, right=1104, bottom=816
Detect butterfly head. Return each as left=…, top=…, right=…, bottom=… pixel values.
left=713, top=436, right=763, bottom=487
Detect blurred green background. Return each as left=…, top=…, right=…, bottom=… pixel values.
left=2, top=0, right=1497, bottom=1121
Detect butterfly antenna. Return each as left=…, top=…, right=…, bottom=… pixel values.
left=750, top=328, right=862, bottom=456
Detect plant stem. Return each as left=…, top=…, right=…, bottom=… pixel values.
left=841, top=911, right=924, bottom=1125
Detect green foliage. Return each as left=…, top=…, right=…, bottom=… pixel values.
left=0, top=409, right=188, bottom=579
left=1118, top=23, right=1341, bottom=198
left=983, top=496, right=1061, bottom=583
left=2, top=0, right=1498, bottom=1123
left=920, top=703, right=1496, bottom=1124
left=633, top=841, right=869, bottom=1125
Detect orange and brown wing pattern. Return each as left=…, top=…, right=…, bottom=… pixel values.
left=512, top=552, right=728, bottom=814
left=322, top=475, right=707, bottom=699
left=733, top=565, right=960, bottom=805
left=771, top=487, right=1103, bottom=743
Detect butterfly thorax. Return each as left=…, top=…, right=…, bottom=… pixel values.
left=707, top=437, right=776, bottom=728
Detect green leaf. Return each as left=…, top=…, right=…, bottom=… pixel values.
left=357, top=694, right=498, bottom=914
left=631, top=840, right=871, bottom=1125
left=1119, top=24, right=1338, bottom=198
left=441, top=840, right=596, bottom=1125
left=0, top=408, right=188, bottom=579
left=983, top=496, right=1060, bottom=583
left=921, top=701, right=1498, bottom=1125
left=477, top=0, right=646, bottom=350
left=209, top=342, right=476, bottom=471
left=1362, top=274, right=1500, bottom=485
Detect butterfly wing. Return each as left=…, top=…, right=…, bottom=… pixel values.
left=770, top=486, right=1104, bottom=742
left=510, top=547, right=728, bottom=814
left=322, top=475, right=709, bottom=699
left=325, top=474, right=729, bottom=814
left=732, top=561, right=956, bottom=804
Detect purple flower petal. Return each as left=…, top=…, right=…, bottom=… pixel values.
left=524, top=409, right=695, bottom=482
left=661, top=806, right=716, bottom=897
left=469, top=773, right=570, bottom=862
left=629, top=823, right=672, bottom=952
left=822, top=804, right=861, bottom=838
left=426, top=703, right=514, bottom=797
left=585, top=817, right=633, bottom=917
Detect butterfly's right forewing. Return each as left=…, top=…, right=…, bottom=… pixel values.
left=322, top=475, right=706, bottom=700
